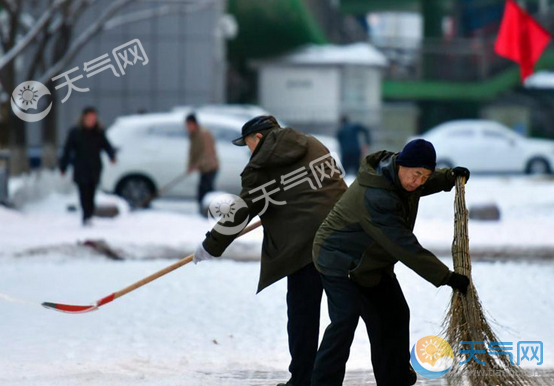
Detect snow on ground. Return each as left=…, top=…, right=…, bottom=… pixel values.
left=3, top=173, right=554, bottom=261
left=0, top=259, right=552, bottom=385
left=2, top=171, right=262, bottom=260
left=416, top=174, right=554, bottom=256
left=1, top=172, right=554, bottom=384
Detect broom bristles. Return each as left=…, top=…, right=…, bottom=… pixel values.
left=442, top=178, right=542, bottom=386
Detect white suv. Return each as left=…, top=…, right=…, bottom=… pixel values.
left=101, top=107, right=340, bottom=206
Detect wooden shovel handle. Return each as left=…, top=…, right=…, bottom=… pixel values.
left=113, top=220, right=262, bottom=300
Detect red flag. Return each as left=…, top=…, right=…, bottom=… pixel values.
left=494, top=0, right=551, bottom=81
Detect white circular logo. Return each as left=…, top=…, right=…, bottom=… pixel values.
left=207, top=193, right=250, bottom=236
left=11, top=80, right=53, bottom=122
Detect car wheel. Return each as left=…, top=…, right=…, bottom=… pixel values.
left=436, top=159, right=454, bottom=169
left=525, top=158, right=551, bottom=175
left=115, top=175, right=156, bottom=208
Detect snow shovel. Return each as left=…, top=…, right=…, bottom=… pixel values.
left=135, top=172, right=189, bottom=209
left=42, top=219, right=262, bottom=314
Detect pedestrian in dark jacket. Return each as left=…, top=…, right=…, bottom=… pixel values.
left=311, top=139, right=470, bottom=386
left=60, top=107, right=116, bottom=226
left=336, top=116, right=371, bottom=175
left=194, top=115, right=347, bottom=386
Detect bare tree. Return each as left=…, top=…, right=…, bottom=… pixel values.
left=0, top=0, right=206, bottom=174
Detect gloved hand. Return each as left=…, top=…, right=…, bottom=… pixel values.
left=452, top=166, right=470, bottom=182
left=446, top=272, right=470, bottom=294
left=193, top=243, right=216, bottom=264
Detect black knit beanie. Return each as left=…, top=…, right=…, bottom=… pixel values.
left=396, top=139, right=436, bottom=171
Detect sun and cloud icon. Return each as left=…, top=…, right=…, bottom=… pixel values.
left=18, top=84, right=40, bottom=107
left=207, top=193, right=250, bottom=236
left=11, top=80, right=52, bottom=122
left=410, top=335, right=454, bottom=379
left=213, top=198, right=237, bottom=220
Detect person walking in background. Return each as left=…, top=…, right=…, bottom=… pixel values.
left=60, top=106, right=116, bottom=226
left=193, top=116, right=347, bottom=386
left=312, top=139, right=471, bottom=386
left=336, top=115, right=371, bottom=175
left=185, top=113, right=219, bottom=214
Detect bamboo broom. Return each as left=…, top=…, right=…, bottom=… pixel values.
left=443, top=177, right=542, bottom=386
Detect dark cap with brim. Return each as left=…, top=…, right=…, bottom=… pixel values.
left=232, top=115, right=280, bottom=146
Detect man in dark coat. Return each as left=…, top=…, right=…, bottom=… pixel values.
left=60, top=107, right=116, bottom=225
left=336, top=116, right=371, bottom=175
left=193, top=115, right=347, bottom=386
left=311, top=139, right=470, bottom=386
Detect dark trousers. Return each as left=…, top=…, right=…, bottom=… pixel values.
left=312, top=274, right=411, bottom=386
left=287, top=263, right=324, bottom=386
left=198, top=170, right=217, bottom=207
left=77, top=181, right=97, bottom=222
left=341, top=152, right=361, bottom=176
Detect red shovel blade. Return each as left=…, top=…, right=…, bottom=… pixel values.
left=42, top=294, right=115, bottom=314
left=41, top=302, right=98, bottom=314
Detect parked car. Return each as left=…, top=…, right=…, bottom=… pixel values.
left=413, top=120, right=554, bottom=174
left=171, top=104, right=273, bottom=122
left=101, top=108, right=340, bottom=206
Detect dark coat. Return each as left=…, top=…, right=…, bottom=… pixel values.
left=313, top=150, right=456, bottom=288
left=203, top=127, right=347, bottom=292
left=337, top=122, right=371, bottom=156
left=60, top=126, right=116, bottom=185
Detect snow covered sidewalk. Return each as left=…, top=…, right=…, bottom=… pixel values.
left=1, top=172, right=554, bottom=385
left=0, top=258, right=553, bottom=385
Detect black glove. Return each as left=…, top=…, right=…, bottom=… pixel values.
left=452, top=167, right=470, bottom=182
left=446, top=272, right=470, bottom=294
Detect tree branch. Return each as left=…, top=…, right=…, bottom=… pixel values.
left=46, top=0, right=98, bottom=34
left=39, top=0, right=135, bottom=84
left=0, top=15, right=7, bottom=52
left=26, top=23, right=54, bottom=80
left=0, top=0, right=69, bottom=72
left=0, top=0, right=17, bottom=15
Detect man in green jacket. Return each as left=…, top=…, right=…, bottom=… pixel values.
left=311, top=139, right=470, bottom=386
left=194, top=115, right=347, bottom=386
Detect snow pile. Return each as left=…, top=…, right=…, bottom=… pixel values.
left=0, top=185, right=261, bottom=260
left=258, top=43, right=388, bottom=67
left=9, top=169, right=74, bottom=209
left=524, top=71, right=554, bottom=89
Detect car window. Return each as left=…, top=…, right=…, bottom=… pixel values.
left=147, top=124, right=186, bottom=138
left=482, top=129, right=508, bottom=140
left=207, top=126, right=240, bottom=142
left=446, top=128, right=475, bottom=138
